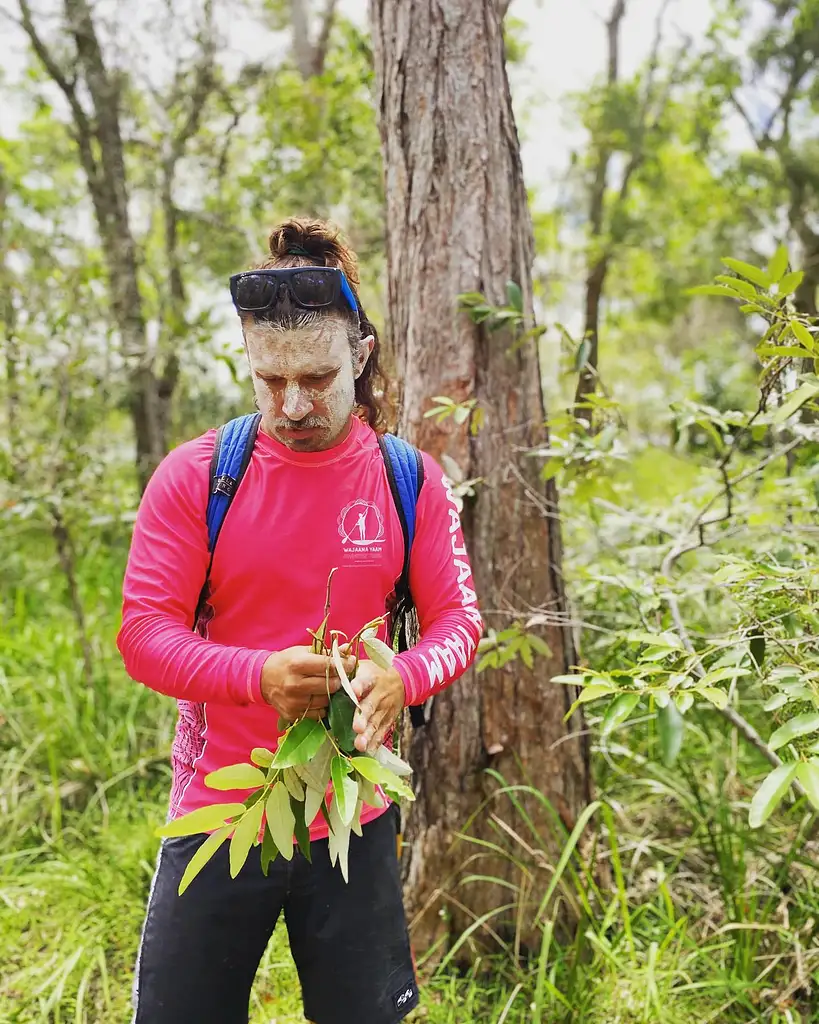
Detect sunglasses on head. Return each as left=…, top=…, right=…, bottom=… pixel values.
left=229, top=267, right=359, bottom=319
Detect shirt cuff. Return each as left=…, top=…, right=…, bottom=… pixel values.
left=393, top=653, right=421, bottom=707
left=247, top=649, right=274, bottom=704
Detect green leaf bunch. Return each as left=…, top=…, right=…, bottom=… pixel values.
left=156, top=575, right=415, bottom=891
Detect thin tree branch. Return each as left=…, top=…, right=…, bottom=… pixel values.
left=312, top=0, right=339, bottom=75
left=659, top=437, right=807, bottom=784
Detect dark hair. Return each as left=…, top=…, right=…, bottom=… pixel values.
left=244, top=217, right=390, bottom=433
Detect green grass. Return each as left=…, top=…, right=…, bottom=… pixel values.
left=2, top=523, right=818, bottom=1023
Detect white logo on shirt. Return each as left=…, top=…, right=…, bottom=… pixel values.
left=338, top=500, right=385, bottom=547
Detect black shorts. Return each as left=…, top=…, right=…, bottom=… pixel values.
left=132, top=805, right=419, bottom=1024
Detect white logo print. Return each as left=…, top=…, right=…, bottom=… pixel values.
left=396, top=987, right=415, bottom=1007
left=338, top=499, right=385, bottom=547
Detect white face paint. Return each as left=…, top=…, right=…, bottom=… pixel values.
left=243, top=315, right=374, bottom=452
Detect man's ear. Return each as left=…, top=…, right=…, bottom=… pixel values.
left=355, top=335, right=375, bottom=378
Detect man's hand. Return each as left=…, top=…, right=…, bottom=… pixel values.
left=351, top=660, right=406, bottom=753
left=261, top=646, right=354, bottom=722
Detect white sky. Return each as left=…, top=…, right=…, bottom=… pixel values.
left=0, top=0, right=718, bottom=192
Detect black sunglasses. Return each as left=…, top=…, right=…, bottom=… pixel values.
left=229, top=267, right=359, bottom=319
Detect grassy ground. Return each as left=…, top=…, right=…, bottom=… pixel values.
left=2, top=524, right=818, bottom=1023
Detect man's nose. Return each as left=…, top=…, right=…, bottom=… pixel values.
left=282, top=382, right=313, bottom=421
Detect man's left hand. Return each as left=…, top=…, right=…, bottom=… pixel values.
left=351, top=660, right=405, bottom=753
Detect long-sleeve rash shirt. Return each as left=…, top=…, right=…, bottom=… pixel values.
left=117, top=415, right=482, bottom=838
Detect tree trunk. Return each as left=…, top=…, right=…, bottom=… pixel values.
left=370, top=0, right=591, bottom=955
left=573, top=0, right=627, bottom=422
left=19, top=0, right=183, bottom=491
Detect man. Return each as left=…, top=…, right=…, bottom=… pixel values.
left=117, top=217, right=482, bottom=1024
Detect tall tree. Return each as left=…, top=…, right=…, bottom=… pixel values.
left=711, top=0, right=819, bottom=321
left=370, top=0, right=591, bottom=949
left=572, top=0, right=684, bottom=421
left=15, top=0, right=219, bottom=490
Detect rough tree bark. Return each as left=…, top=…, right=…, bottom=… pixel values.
left=370, top=0, right=591, bottom=953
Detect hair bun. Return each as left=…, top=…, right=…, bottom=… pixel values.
left=263, top=217, right=361, bottom=289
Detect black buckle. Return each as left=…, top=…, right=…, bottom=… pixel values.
left=213, top=474, right=236, bottom=497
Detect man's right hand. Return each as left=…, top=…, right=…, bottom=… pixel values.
left=260, top=646, right=353, bottom=722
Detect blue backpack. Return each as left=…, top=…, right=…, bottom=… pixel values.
left=195, top=412, right=428, bottom=727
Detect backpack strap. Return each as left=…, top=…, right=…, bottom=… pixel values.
left=377, top=434, right=429, bottom=728
left=194, top=413, right=262, bottom=631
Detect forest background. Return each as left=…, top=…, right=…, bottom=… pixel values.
left=1, top=0, right=818, bottom=1022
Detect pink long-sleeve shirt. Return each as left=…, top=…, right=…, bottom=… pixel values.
left=117, top=415, right=482, bottom=837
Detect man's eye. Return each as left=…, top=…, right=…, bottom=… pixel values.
left=261, top=376, right=285, bottom=387
left=305, top=372, right=335, bottom=387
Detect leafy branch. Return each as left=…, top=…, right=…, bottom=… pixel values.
left=155, top=571, right=414, bottom=890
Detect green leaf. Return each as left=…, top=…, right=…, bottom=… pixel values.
left=715, top=275, right=757, bottom=299
left=328, top=690, right=357, bottom=753
left=375, top=745, right=412, bottom=778
left=675, top=692, right=694, bottom=713
left=791, top=321, right=816, bottom=351
left=351, top=755, right=397, bottom=787
left=574, top=337, right=591, bottom=371
left=294, top=737, right=333, bottom=798
left=229, top=798, right=264, bottom=879
left=273, top=718, right=327, bottom=768
left=749, top=634, right=766, bottom=668
left=332, top=637, right=360, bottom=707
left=697, top=686, right=729, bottom=710
left=283, top=767, right=305, bottom=801
left=362, top=635, right=395, bottom=669
left=506, top=279, right=523, bottom=313
left=769, top=712, right=819, bottom=752
left=551, top=673, right=586, bottom=685
left=382, top=776, right=415, bottom=802
left=331, top=756, right=359, bottom=827
left=350, top=798, right=364, bottom=837
left=327, top=798, right=352, bottom=882
left=701, top=667, right=750, bottom=685
left=627, top=631, right=682, bottom=649
left=795, top=761, right=819, bottom=811
left=577, top=683, right=617, bottom=704
left=721, top=257, right=771, bottom=288
left=772, top=382, right=819, bottom=425
left=767, top=244, right=789, bottom=283
left=756, top=344, right=813, bottom=358
left=749, top=763, right=798, bottom=828
left=687, top=284, right=745, bottom=298
left=453, top=404, right=470, bottom=424
left=178, top=825, right=232, bottom=895
left=303, top=777, right=326, bottom=829
left=777, top=270, right=804, bottom=295
left=291, top=795, right=312, bottom=862
left=260, top=823, right=279, bottom=876
left=602, top=693, right=640, bottom=736
left=358, top=777, right=385, bottom=809
left=763, top=692, right=789, bottom=712
left=527, top=635, right=551, bottom=657
left=204, top=763, right=266, bottom=791
left=265, top=782, right=295, bottom=860
left=156, top=802, right=245, bottom=838
left=657, top=701, right=684, bottom=767
left=250, top=747, right=275, bottom=768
